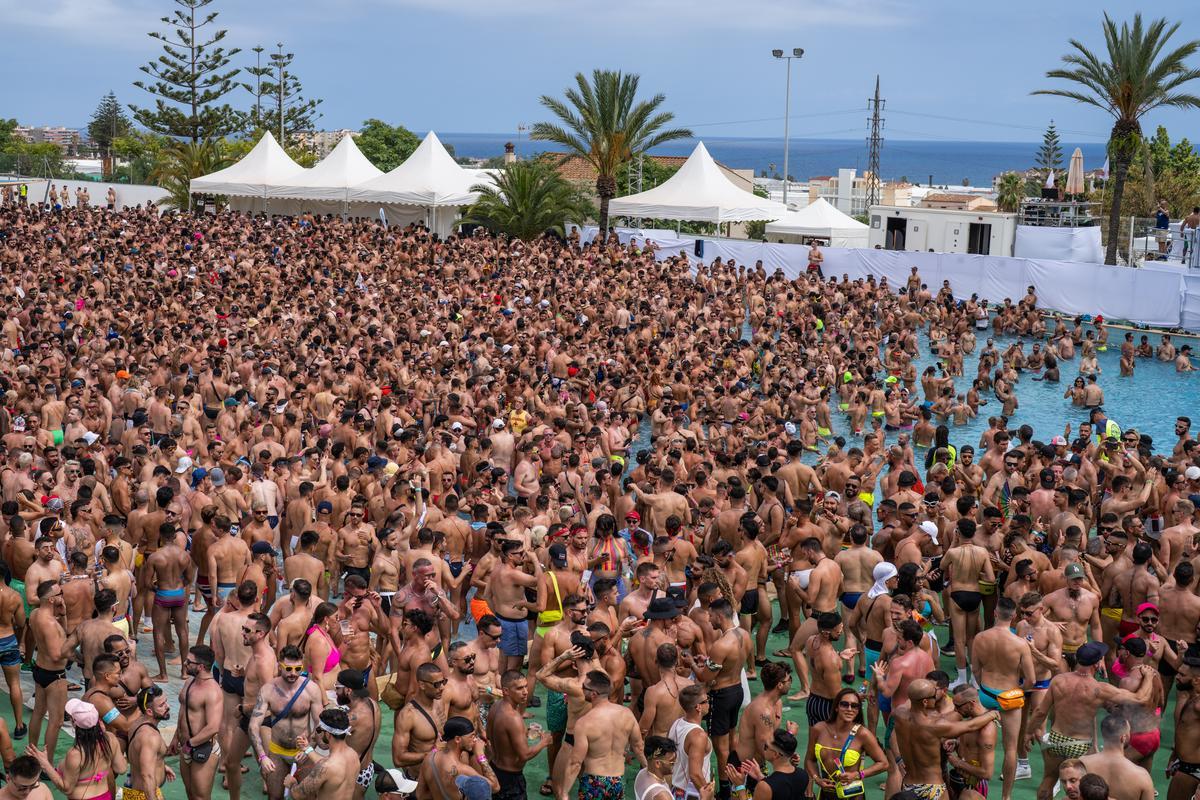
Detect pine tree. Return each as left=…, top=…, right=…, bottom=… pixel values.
left=242, top=46, right=271, bottom=131
left=130, top=0, right=242, bottom=143
left=87, top=92, right=132, bottom=156
left=1035, top=120, right=1064, bottom=179
left=246, top=43, right=322, bottom=147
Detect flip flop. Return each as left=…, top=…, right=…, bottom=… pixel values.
left=842, top=672, right=855, bottom=684
left=755, top=659, right=769, bottom=668
left=540, top=780, right=554, bottom=797
left=773, top=648, right=790, bottom=659
left=12, top=724, right=26, bottom=739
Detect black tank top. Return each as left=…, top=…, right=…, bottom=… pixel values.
left=764, top=767, right=809, bottom=798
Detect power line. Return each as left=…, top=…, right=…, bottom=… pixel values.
left=886, top=108, right=1104, bottom=138
left=678, top=108, right=862, bottom=129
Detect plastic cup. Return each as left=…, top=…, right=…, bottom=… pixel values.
left=527, top=723, right=543, bottom=744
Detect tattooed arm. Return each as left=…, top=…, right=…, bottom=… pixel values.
left=289, top=759, right=327, bottom=800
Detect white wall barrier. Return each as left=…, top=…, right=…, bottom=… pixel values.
left=584, top=227, right=1189, bottom=330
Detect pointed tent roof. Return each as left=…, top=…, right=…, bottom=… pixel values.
left=190, top=132, right=306, bottom=197
left=268, top=135, right=383, bottom=200
left=346, top=131, right=483, bottom=207
left=764, top=197, right=868, bottom=236
left=607, top=142, right=785, bottom=223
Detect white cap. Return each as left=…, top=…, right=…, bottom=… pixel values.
left=501, top=344, right=513, bottom=354
left=1187, top=466, right=1200, bottom=481
left=381, top=768, right=419, bottom=794
left=783, top=421, right=797, bottom=437
left=450, top=421, right=464, bottom=432
left=174, top=456, right=194, bottom=474
left=82, top=431, right=100, bottom=446
left=919, top=520, right=939, bottom=544
left=492, top=418, right=505, bottom=429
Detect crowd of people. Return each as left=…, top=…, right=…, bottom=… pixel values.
left=0, top=196, right=1195, bottom=800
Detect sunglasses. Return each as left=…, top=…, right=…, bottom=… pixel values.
left=281, top=665, right=304, bottom=674
left=837, top=700, right=861, bottom=710
left=421, top=678, right=448, bottom=688
left=1140, top=616, right=1159, bottom=623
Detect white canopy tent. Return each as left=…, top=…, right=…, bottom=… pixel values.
left=608, top=142, right=785, bottom=223
left=189, top=132, right=306, bottom=213
left=266, top=134, right=382, bottom=216
left=347, top=131, right=485, bottom=236
left=764, top=197, right=869, bottom=247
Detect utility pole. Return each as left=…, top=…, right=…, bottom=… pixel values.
left=772, top=48, right=804, bottom=206
left=865, top=75, right=885, bottom=213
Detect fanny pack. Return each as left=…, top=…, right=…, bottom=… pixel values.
left=183, top=682, right=215, bottom=763
left=835, top=725, right=865, bottom=799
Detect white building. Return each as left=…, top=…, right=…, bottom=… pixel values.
left=868, top=204, right=1018, bottom=256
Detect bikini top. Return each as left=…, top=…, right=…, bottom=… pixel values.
left=307, top=625, right=341, bottom=673
left=814, top=725, right=863, bottom=776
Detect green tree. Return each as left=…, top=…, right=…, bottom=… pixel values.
left=88, top=92, right=133, bottom=175
left=531, top=69, right=692, bottom=234
left=242, top=46, right=271, bottom=131
left=151, top=138, right=230, bottom=209
left=245, top=43, right=322, bottom=147
left=1148, top=124, right=1173, bottom=178
left=1035, top=120, right=1064, bottom=183
left=356, top=119, right=420, bottom=172
left=615, top=156, right=678, bottom=195
left=1035, top=14, right=1200, bottom=264
left=462, top=160, right=596, bottom=241
left=0, top=119, right=18, bottom=152
left=996, top=171, right=1026, bottom=212
left=131, top=0, right=242, bottom=143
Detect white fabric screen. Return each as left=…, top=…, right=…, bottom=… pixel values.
left=1013, top=226, right=1103, bottom=263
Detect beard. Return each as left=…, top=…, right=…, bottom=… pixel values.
left=1067, top=586, right=1081, bottom=600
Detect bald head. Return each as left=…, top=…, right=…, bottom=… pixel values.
left=907, top=678, right=936, bottom=703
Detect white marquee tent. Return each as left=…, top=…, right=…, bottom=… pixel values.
left=764, top=197, right=869, bottom=247
left=267, top=134, right=382, bottom=216
left=607, top=142, right=785, bottom=223
left=189, top=132, right=306, bottom=213
left=346, top=131, right=486, bottom=235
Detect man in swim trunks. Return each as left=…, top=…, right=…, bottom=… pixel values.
left=1169, top=648, right=1200, bottom=800
left=28, top=579, right=76, bottom=761
left=563, top=670, right=645, bottom=800
left=1026, top=642, right=1156, bottom=800
left=0, top=574, right=25, bottom=736
left=126, top=685, right=174, bottom=800
left=145, top=522, right=191, bottom=681
left=942, top=517, right=993, bottom=687
left=947, top=686, right=997, bottom=799
left=175, top=645, right=223, bottom=800
left=249, top=644, right=325, bottom=800
left=892, top=679, right=999, bottom=800
left=970, top=598, right=1034, bottom=799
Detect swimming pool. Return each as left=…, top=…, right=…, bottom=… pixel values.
left=628, top=326, right=1200, bottom=462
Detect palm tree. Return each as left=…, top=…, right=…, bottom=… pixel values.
left=462, top=160, right=596, bottom=241
left=151, top=139, right=230, bottom=210
left=996, top=172, right=1025, bottom=213
left=1034, top=14, right=1200, bottom=264
left=532, top=69, right=692, bottom=234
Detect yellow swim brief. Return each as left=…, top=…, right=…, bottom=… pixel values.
left=269, top=739, right=301, bottom=760
left=122, top=789, right=164, bottom=800
left=1100, top=607, right=1123, bottom=622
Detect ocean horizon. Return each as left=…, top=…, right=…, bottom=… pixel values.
left=432, top=132, right=1108, bottom=188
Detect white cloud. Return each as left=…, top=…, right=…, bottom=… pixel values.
left=368, top=0, right=909, bottom=30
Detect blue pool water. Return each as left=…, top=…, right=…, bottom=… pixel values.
left=628, top=326, right=1200, bottom=460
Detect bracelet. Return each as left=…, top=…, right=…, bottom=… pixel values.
left=476, top=755, right=488, bottom=764
left=858, top=770, right=864, bottom=780
left=257, top=754, right=268, bottom=762
left=733, top=786, right=747, bottom=794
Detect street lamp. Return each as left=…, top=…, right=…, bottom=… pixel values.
left=772, top=47, right=804, bottom=206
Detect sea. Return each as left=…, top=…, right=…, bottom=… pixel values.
left=433, top=132, right=1109, bottom=188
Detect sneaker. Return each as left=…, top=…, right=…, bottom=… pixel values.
left=772, top=619, right=790, bottom=634
left=527, top=694, right=541, bottom=708
left=1016, top=761, right=1032, bottom=780
left=941, top=641, right=956, bottom=656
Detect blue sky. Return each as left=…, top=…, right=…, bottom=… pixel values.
left=3, top=0, right=1198, bottom=145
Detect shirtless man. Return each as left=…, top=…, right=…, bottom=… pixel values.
left=337, top=575, right=388, bottom=682
left=145, top=525, right=191, bottom=680
left=212, top=583, right=262, bottom=800
left=486, top=539, right=542, bottom=673
left=891, top=679, right=999, bottom=800
left=942, top=517, right=994, bottom=687
left=333, top=669, right=382, bottom=800
left=29, top=579, right=77, bottom=760
left=563, top=670, right=646, bottom=800
left=173, top=645, right=223, bottom=800
left=1169, top=652, right=1200, bottom=800
left=639, top=643, right=694, bottom=739
left=283, top=707, right=362, bottom=800
left=1079, top=715, right=1156, bottom=800
left=1043, top=564, right=1103, bottom=661
left=971, top=598, right=1035, bottom=800
left=734, top=516, right=771, bottom=672
left=1026, top=642, right=1155, bottom=800
left=537, top=638, right=603, bottom=800
left=126, top=685, right=175, bottom=800
left=75, top=588, right=122, bottom=690
left=0, top=575, right=26, bottom=735
left=785, top=537, right=843, bottom=691
left=690, top=598, right=752, bottom=800
left=336, top=504, right=375, bottom=592
left=419, top=715, right=500, bottom=800
left=206, top=515, right=251, bottom=609
left=393, top=661, right=447, bottom=777
left=249, top=644, right=325, bottom=800
left=285, top=531, right=329, bottom=600
left=730, top=661, right=791, bottom=772
left=487, top=669, right=554, bottom=800
left=1016, top=591, right=1065, bottom=779
left=947, top=686, right=999, bottom=800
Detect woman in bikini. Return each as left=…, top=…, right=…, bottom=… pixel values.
left=806, top=687, right=889, bottom=800
left=302, top=601, right=343, bottom=691
left=29, top=698, right=127, bottom=800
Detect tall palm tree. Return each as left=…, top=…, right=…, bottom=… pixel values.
left=1034, top=14, right=1200, bottom=264
left=462, top=160, right=596, bottom=241
left=532, top=69, right=692, bottom=234
left=996, top=172, right=1025, bottom=213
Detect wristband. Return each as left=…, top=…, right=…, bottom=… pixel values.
left=858, top=770, right=864, bottom=780
left=257, top=754, right=268, bottom=762
left=733, top=786, right=747, bottom=794
left=476, top=755, right=488, bottom=764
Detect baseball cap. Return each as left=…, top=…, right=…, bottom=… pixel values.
left=375, top=768, right=419, bottom=795
left=919, top=520, right=939, bottom=544
left=1186, top=466, right=1200, bottom=481
left=548, top=543, right=568, bottom=568
left=82, top=431, right=100, bottom=446
left=1076, top=641, right=1108, bottom=666
left=190, top=468, right=208, bottom=488
left=625, top=510, right=640, bottom=523
left=1119, top=636, right=1147, bottom=657
left=1135, top=602, right=1159, bottom=616
left=825, top=490, right=842, bottom=501
left=174, top=456, right=194, bottom=474
left=251, top=541, right=276, bottom=557
left=208, top=467, right=226, bottom=487
left=46, top=497, right=64, bottom=512
left=1064, top=563, right=1085, bottom=580
left=455, top=776, right=491, bottom=800
left=1050, top=436, right=1067, bottom=447
left=450, top=421, right=463, bottom=432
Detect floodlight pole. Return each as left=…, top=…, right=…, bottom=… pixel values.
left=773, top=47, right=804, bottom=206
